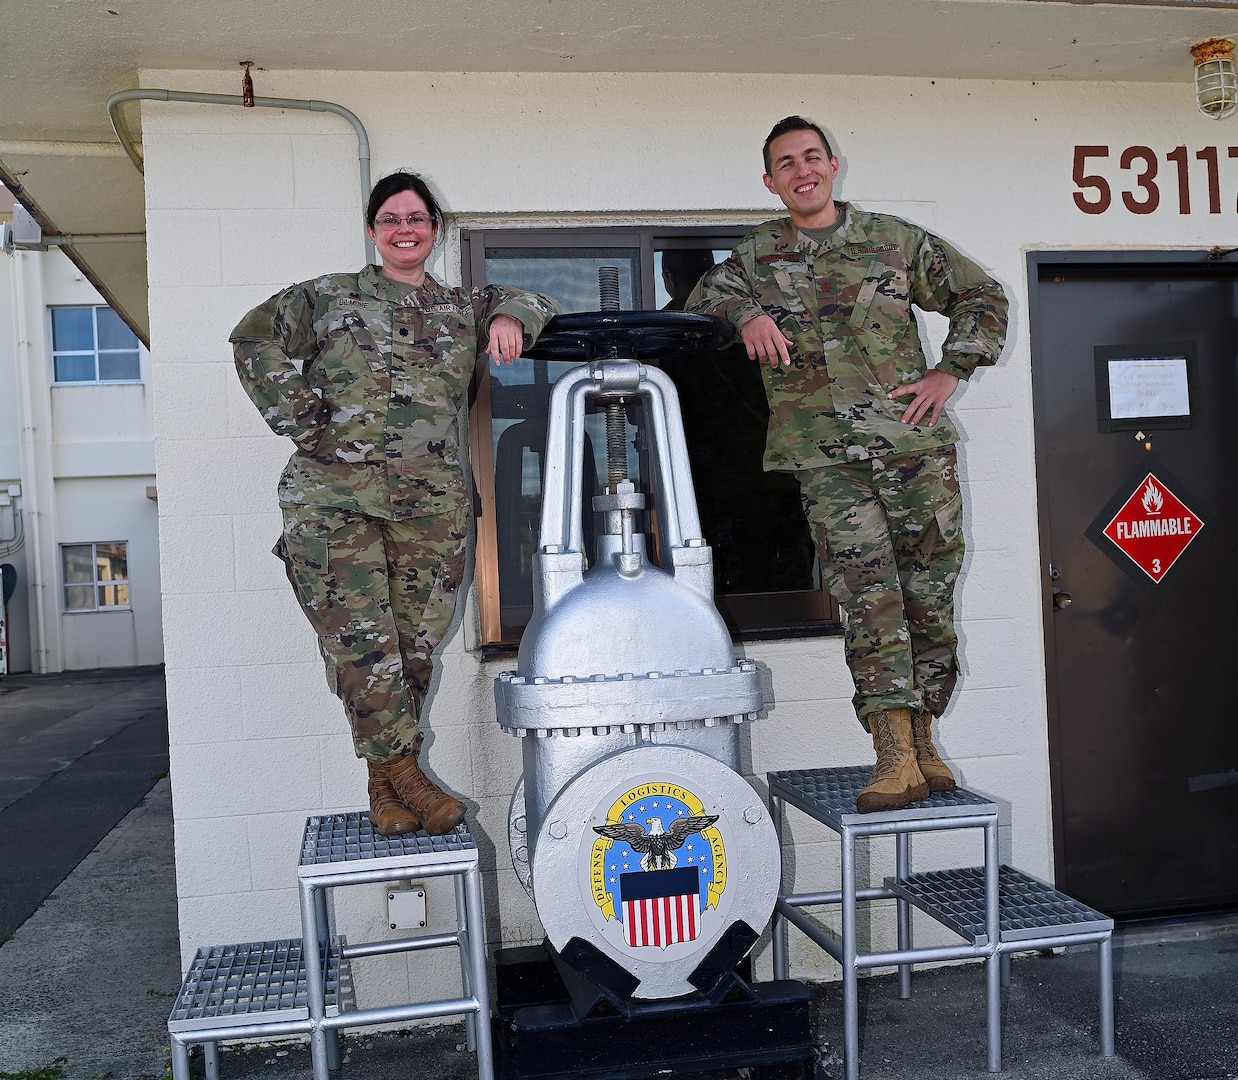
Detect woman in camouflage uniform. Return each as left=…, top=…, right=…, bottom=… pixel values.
left=232, top=171, right=559, bottom=835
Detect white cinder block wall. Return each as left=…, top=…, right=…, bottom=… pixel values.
left=145, top=69, right=1238, bottom=1000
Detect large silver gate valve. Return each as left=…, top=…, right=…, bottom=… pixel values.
left=494, top=296, right=781, bottom=1001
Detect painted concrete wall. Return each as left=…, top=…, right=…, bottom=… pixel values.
left=144, top=68, right=1238, bottom=1000
left=55, top=475, right=163, bottom=669
left=0, top=240, right=162, bottom=672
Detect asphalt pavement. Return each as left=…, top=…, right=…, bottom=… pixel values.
left=0, top=667, right=1235, bottom=1080
left=0, top=666, right=169, bottom=941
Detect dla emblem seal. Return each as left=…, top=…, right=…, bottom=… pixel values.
left=588, top=781, right=727, bottom=950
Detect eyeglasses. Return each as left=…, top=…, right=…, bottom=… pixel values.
left=374, top=214, right=434, bottom=230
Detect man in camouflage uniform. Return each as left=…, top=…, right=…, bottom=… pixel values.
left=688, top=117, right=1007, bottom=812
left=232, top=171, right=559, bottom=834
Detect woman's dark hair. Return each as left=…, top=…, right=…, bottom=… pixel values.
left=365, top=171, right=446, bottom=231
left=762, top=116, right=833, bottom=174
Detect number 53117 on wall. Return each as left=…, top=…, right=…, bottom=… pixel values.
left=1073, top=144, right=1238, bottom=215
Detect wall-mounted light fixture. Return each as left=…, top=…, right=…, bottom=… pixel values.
left=1190, top=37, right=1237, bottom=119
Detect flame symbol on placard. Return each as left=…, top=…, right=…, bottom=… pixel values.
left=1142, top=479, right=1164, bottom=514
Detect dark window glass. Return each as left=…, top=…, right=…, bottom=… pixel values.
left=96, top=307, right=138, bottom=351
left=54, top=354, right=97, bottom=382
left=51, top=307, right=94, bottom=352
left=485, top=248, right=640, bottom=314
left=95, top=541, right=128, bottom=582
left=61, top=541, right=131, bottom=611
left=654, top=248, right=818, bottom=602
left=64, top=584, right=96, bottom=611
left=463, top=227, right=838, bottom=648
left=51, top=306, right=140, bottom=383
left=98, top=351, right=140, bottom=381
left=62, top=544, right=96, bottom=585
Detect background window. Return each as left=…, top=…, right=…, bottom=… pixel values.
left=62, top=542, right=130, bottom=611
left=655, top=247, right=818, bottom=608
left=463, top=227, right=837, bottom=649
left=51, top=306, right=141, bottom=383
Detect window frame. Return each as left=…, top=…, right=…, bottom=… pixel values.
left=49, top=305, right=142, bottom=385
left=61, top=541, right=132, bottom=613
left=462, top=224, right=841, bottom=651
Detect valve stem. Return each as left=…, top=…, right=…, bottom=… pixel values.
left=598, top=265, right=620, bottom=312
left=596, top=265, right=630, bottom=490
left=606, top=404, right=628, bottom=488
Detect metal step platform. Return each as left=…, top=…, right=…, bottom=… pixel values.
left=170, top=813, right=492, bottom=1080
left=771, top=764, right=1000, bottom=828
left=887, top=864, right=1114, bottom=948
left=168, top=937, right=349, bottom=1080
left=768, top=765, right=1114, bottom=1079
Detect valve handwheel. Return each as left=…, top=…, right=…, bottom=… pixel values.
left=523, top=310, right=736, bottom=363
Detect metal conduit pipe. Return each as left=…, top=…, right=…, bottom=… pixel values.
left=40, top=234, right=145, bottom=246
left=10, top=252, right=51, bottom=671
left=106, top=87, right=375, bottom=264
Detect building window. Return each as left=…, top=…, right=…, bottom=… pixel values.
left=50, top=306, right=141, bottom=383
left=62, top=542, right=130, bottom=611
left=462, top=226, right=838, bottom=649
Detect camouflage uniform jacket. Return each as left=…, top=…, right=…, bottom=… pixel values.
left=687, top=204, right=1007, bottom=472
left=232, top=265, right=560, bottom=519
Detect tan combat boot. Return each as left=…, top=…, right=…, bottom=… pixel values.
left=856, top=707, right=930, bottom=813
left=385, top=738, right=467, bottom=835
left=910, top=710, right=957, bottom=793
left=367, top=760, right=422, bottom=837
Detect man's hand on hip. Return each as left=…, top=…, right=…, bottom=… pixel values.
left=889, top=368, right=960, bottom=426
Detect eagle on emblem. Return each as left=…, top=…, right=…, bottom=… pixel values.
left=592, top=814, right=719, bottom=871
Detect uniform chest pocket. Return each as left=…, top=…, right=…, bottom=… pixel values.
left=390, top=409, right=460, bottom=474
left=846, top=258, right=910, bottom=343
left=314, top=307, right=387, bottom=383
left=387, top=309, right=471, bottom=389
left=425, top=307, right=471, bottom=337
left=753, top=261, right=817, bottom=342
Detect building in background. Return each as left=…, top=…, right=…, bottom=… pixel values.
left=0, top=188, right=163, bottom=673
left=1, top=1, right=1235, bottom=1014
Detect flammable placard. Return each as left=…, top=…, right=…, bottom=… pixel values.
left=1102, top=472, right=1204, bottom=583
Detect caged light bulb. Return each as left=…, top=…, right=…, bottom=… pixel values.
left=1190, top=37, right=1237, bottom=120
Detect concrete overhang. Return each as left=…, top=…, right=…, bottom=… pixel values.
left=3, top=0, right=1235, bottom=344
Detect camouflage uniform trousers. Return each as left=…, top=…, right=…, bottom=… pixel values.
left=796, top=444, right=964, bottom=730
left=275, top=501, right=469, bottom=762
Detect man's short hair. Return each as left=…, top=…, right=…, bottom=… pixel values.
left=661, top=248, right=717, bottom=302
left=762, top=116, right=833, bottom=174
left=662, top=248, right=717, bottom=285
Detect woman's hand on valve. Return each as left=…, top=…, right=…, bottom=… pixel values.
left=486, top=314, right=526, bottom=365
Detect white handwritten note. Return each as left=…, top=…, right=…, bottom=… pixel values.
left=1108, top=357, right=1190, bottom=419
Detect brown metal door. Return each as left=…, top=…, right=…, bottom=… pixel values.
left=1030, top=254, right=1238, bottom=918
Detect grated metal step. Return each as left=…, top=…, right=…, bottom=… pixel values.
left=886, top=864, right=1114, bottom=947
left=769, top=765, right=997, bottom=828
left=299, top=812, right=477, bottom=876
left=168, top=937, right=349, bottom=1032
